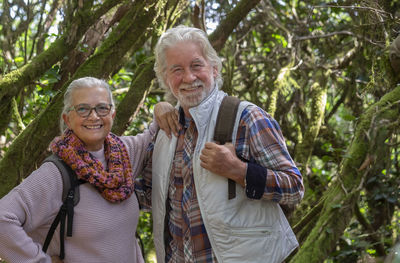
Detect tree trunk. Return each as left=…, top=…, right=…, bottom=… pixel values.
left=112, top=60, right=155, bottom=136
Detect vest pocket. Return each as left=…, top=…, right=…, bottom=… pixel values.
left=229, top=226, right=274, bottom=237
left=216, top=226, right=279, bottom=261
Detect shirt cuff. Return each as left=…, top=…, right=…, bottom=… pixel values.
left=245, top=162, right=267, bottom=199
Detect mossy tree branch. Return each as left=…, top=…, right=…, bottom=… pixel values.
left=112, top=60, right=156, bottom=136
left=209, top=0, right=261, bottom=52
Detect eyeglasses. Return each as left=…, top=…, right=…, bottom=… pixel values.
left=68, top=103, right=113, bottom=117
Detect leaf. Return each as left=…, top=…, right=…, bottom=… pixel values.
left=14, top=57, right=24, bottom=63
left=342, top=113, right=356, bottom=121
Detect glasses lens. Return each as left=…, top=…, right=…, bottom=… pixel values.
left=95, top=104, right=111, bottom=116
left=75, top=104, right=91, bottom=117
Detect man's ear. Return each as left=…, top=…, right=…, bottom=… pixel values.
left=112, top=110, right=116, bottom=119
left=213, top=66, right=218, bottom=79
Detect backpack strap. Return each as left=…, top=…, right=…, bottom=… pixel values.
left=42, top=154, right=83, bottom=259
left=214, top=96, right=241, bottom=200
left=43, top=154, right=80, bottom=205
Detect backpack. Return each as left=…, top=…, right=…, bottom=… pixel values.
left=214, top=96, right=295, bottom=218
left=41, top=154, right=84, bottom=260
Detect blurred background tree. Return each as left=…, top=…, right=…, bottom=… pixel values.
left=0, top=0, right=399, bottom=262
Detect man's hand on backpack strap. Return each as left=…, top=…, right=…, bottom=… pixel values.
left=200, top=142, right=246, bottom=187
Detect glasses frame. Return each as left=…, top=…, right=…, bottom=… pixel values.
left=68, top=103, right=113, bottom=118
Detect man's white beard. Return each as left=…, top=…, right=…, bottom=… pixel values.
left=174, top=78, right=215, bottom=108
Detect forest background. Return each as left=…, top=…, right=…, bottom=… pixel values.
left=0, top=0, right=400, bottom=262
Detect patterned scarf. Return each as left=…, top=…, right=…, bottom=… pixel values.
left=50, top=129, right=134, bottom=203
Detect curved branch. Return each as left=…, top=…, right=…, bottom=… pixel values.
left=112, top=60, right=155, bottom=135
left=209, top=0, right=261, bottom=52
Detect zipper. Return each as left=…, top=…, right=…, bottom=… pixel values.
left=229, top=226, right=275, bottom=237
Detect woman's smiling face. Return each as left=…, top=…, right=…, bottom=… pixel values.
left=63, top=86, right=115, bottom=151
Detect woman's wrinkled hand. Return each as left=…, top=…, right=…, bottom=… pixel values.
left=154, top=102, right=181, bottom=138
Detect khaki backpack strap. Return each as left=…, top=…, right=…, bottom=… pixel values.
left=214, top=96, right=240, bottom=200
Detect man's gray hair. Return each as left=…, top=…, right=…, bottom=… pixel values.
left=60, top=77, right=114, bottom=133
left=154, top=25, right=223, bottom=93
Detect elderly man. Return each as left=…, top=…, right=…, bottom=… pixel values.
left=137, top=25, right=304, bottom=263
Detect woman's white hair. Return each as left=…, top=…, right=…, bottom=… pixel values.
left=60, top=77, right=114, bottom=133
left=154, top=25, right=223, bottom=95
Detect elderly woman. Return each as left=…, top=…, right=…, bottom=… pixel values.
left=0, top=77, right=178, bottom=263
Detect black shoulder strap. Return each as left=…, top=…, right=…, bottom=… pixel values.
left=214, top=96, right=241, bottom=200
left=43, top=154, right=80, bottom=205
left=42, top=154, right=82, bottom=259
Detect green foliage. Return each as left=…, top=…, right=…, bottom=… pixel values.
left=327, top=223, right=370, bottom=263
left=137, top=211, right=156, bottom=262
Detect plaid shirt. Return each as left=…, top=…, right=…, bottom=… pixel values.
left=136, top=105, right=304, bottom=263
